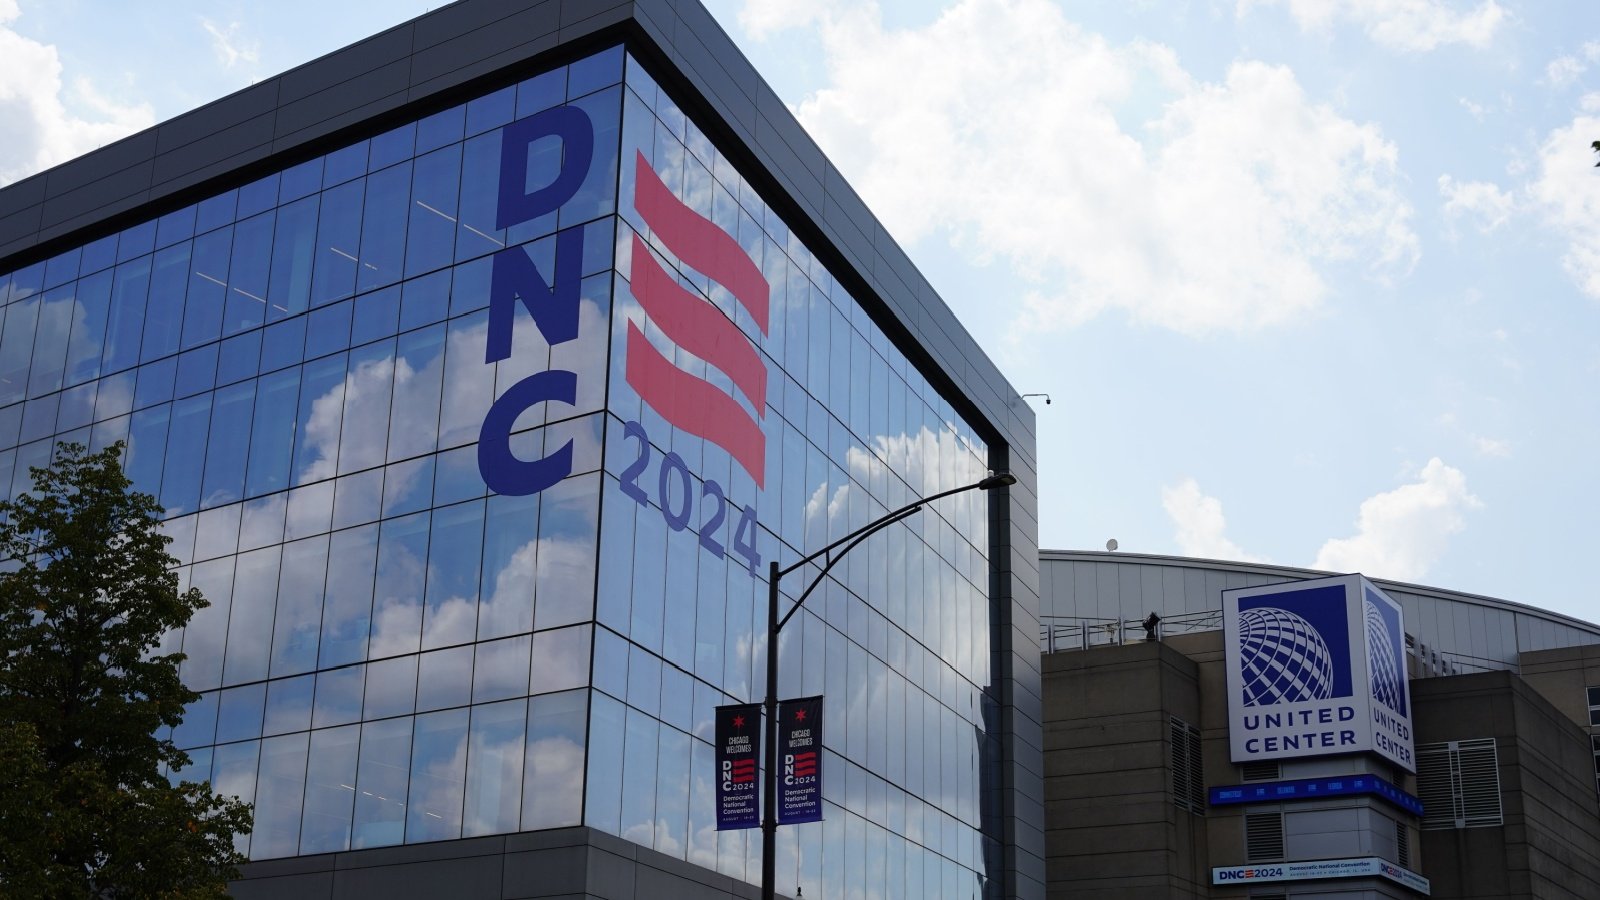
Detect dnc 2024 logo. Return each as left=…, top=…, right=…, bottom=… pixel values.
left=475, top=101, right=769, bottom=575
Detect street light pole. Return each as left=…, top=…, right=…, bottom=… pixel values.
left=759, top=471, right=1016, bottom=900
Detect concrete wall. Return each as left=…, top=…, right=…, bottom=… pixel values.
left=1519, top=644, right=1600, bottom=731
left=1042, top=641, right=1209, bottom=899
left=1412, top=672, right=1600, bottom=899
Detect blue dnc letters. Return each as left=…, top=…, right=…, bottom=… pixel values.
left=478, top=105, right=594, bottom=496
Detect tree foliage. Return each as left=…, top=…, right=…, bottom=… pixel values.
left=0, top=443, right=251, bottom=898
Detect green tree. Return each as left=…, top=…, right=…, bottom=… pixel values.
left=0, top=443, right=251, bottom=898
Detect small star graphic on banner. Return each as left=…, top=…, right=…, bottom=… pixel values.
left=732, top=715, right=746, bottom=728
left=794, top=709, right=807, bottom=721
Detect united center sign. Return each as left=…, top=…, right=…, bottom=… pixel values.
left=1223, top=574, right=1415, bottom=771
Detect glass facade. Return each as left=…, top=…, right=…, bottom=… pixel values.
left=0, top=43, right=999, bottom=898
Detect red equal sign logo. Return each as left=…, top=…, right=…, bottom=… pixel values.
left=627, top=151, right=771, bottom=486
left=730, top=758, right=757, bottom=784
left=791, top=751, right=818, bottom=778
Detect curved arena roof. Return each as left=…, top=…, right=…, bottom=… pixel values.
left=1040, top=549, right=1600, bottom=674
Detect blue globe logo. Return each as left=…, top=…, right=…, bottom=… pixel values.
left=1365, top=600, right=1404, bottom=713
left=1239, top=606, right=1335, bottom=706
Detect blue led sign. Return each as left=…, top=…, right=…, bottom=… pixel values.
left=1209, top=774, right=1423, bottom=817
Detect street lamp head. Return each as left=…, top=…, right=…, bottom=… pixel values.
left=977, top=472, right=1017, bottom=491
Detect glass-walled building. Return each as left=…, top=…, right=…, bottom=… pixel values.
left=0, top=2, right=1043, bottom=898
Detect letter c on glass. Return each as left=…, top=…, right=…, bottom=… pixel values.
left=478, top=368, right=577, bottom=496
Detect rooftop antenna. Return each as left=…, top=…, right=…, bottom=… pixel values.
left=1023, top=393, right=1052, bottom=405
left=1105, top=538, right=1118, bottom=551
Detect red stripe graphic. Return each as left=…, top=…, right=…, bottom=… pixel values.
left=625, top=323, right=767, bottom=487
left=633, top=151, right=769, bottom=334
left=792, top=750, right=818, bottom=776
left=629, top=233, right=767, bottom=414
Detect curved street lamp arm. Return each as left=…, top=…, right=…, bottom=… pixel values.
left=775, top=504, right=922, bottom=634
left=775, top=472, right=1013, bottom=581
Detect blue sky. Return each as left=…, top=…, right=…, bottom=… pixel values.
left=1, top=0, right=1596, bottom=620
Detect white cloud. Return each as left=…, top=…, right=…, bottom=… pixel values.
left=1161, top=477, right=1267, bottom=562
left=751, top=0, right=1417, bottom=337
left=1458, top=97, right=1489, bottom=120
left=200, top=19, right=260, bottom=70
left=1528, top=109, right=1600, bottom=299
left=1240, top=0, right=1506, bottom=52
left=1547, top=55, right=1587, bottom=88
left=1438, top=174, right=1513, bottom=233
left=0, top=1, right=153, bottom=185
left=1544, top=42, right=1600, bottom=88
left=1312, top=458, right=1481, bottom=581
left=1472, top=435, right=1511, bottom=458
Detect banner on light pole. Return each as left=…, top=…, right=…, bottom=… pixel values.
left=777, top=696, right=823, bottom=825
left=715, top=703, right=762, bottom=830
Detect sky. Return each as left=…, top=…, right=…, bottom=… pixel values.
left=0, top=0, right=1597, bottom=621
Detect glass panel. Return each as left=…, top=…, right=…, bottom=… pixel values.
left=311, top=179, right=365, bottom=306
left=180, top=557, right=234, bottom=690
left=183, top=225, right=233, bottom=349
left=358, top=162, right=411, bottom=293
left=654, top=726, right=689, bottom=858
left=141, top=243, right=189, bottom=362
left=415, top=645, right=472, bottom=712
left=245, top=368, right=299, bottom=497
left=404, top=145, right=461, bottom=278
left=534, top=471, right=598, bottom=629
left=220, top=212, right=272, bottom=337
left=583, top=690, right=624, bottom=835
left=64, top=269, right=112, bottom=386
left=263, top=674, right=315, bottom=736
left=526, top=689, right=587, bottom=830
left=478, top=491, right=538, bottom=640
left=352, top=717, right=412, bottom=849
left=463, top=699, right=525, bottom=837
left=300, top=724, right=359, bottom=854
left=0, top=298, right=40, bottom=406
left=422, top=500, right=484, bottom=649
left=387, top=323, right=444, bottom=461
left=619, top=706, right=658, bottom=846
left=268, top=195, right=317, bottom=322
left=216, top=682, right=266, bottom=745
left=224, top=546, right=280, bottom=685
left=28, top=285, right=74, bottom=397
left=321, top=523, right=378, bottom=668
left=371, top=512, right=428, bottom=657
left=252, top=732, right=310, bottom=859
left=313, top=665, right=365, bottom=729
left=292, top=352, right=347, bottom=485
left=363, top=654, right=418, bottom=721
left=405, top=707, right=468, bottom=843
left=472, top=635, right=531, bottom=704
left=529, top=624, right=589, bottom=696
left=436, top=310, right=493, bottom=449
left=212, top=740, right=261, bottom=857
left=271, top=536, right=329, bottom=677
left=201, top=381, right=254, bottom=507
left=160, top=393, right=210, bottom=516
left=332, top=468, right=383, bottom=530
